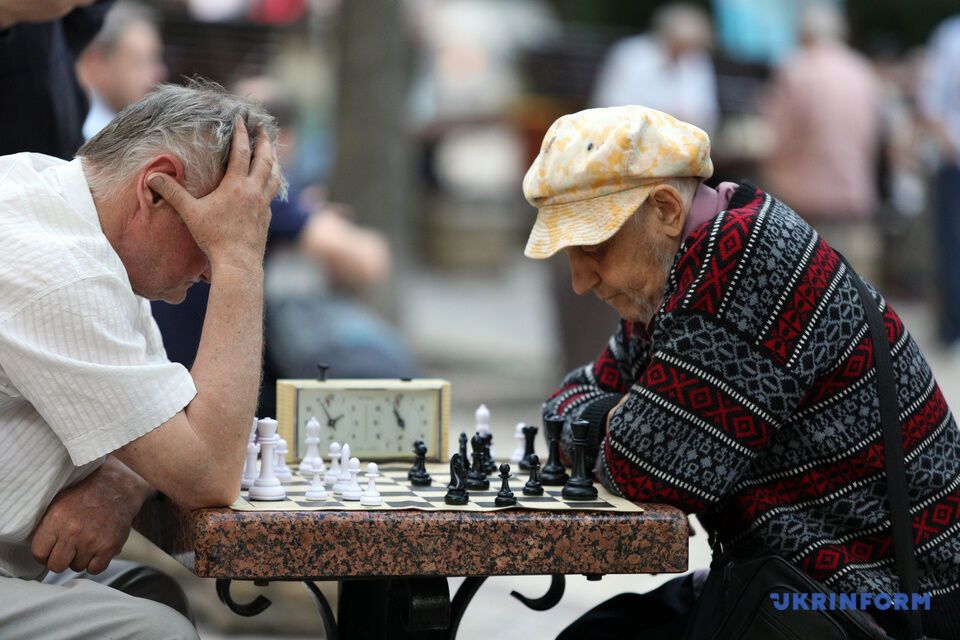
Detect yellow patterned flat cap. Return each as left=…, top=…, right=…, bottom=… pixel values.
left=523, top=105, right=713, bottom=259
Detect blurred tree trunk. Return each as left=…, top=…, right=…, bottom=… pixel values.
left=329, top=0, right=412, bottom=320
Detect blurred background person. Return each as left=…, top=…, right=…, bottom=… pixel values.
left=918, top=13, right=960, bottom=354
left=760, top=1, right=881, bottom=282
left=151, top=74, right=414, bottom=419
left=590, top=2, right=718, bottom=137
left=76, top=1, right=167, bottom=139
left=0, top=0, right=115, bottom=158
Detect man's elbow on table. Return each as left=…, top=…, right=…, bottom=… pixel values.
left=113, top=410, right=245, bottom=510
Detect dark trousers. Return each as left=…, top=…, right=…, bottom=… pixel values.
left=933, top=162, right=960, bottom=344
left=557, top=574, right=696, bottom=640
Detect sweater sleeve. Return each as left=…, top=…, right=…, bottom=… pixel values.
left=596, top=310, right=807, bottom=512
left=542, top=319, right=651, bottom=466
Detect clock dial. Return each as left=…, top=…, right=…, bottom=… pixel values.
left=294, top=386, right=442, bottom=459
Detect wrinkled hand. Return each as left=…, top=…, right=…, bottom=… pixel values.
left=0, top=0, right=95, bottom=28
left=31, top=457, right=153, bottom=575
left=147, top=119, right=282, bottom=274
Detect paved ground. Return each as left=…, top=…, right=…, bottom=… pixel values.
left=121, top=256, right=960, bottom=639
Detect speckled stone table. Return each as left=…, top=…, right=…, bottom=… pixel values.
left=134, top=498, right=689, bottom=639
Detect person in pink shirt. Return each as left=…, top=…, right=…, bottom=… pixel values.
left=762, top=2, right=881, bottom=282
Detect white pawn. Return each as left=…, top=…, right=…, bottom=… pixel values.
left=324, top=443, right=341, bottom=487
left=241, top=417, right=259, bottom=490
left=300, top=417, right=324, bottom=476
left=342, top=457, right=363, bottom=501
left=510, top=422, right=525, bottom=464
left=360, top=462, right=382, bottom=506
left=275, top=437, right=294, bottom=483
left=334, top=443, right=352, bottom=493
left=249, top=418, right=285, bottom=501
left=475, top=404, right=494, bottom=458
left=305, top=469, right=329, bottom=501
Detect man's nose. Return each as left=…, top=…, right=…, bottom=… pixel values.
left=568, top=249, right=599, bottom=295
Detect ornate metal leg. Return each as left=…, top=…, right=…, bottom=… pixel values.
left=215, top=578, right=272, bottom=616
left=449, top=577, right=486, bottom=640
left=304, top=581, right=339, bottom=640
left=510, top=574, right=566, bottom=611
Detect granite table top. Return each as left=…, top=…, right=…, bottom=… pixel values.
left=134, top=497, right=689, bottom=581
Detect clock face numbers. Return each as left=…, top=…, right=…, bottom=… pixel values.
left=297, top=388, right=438, bottom=457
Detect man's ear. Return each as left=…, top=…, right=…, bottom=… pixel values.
left=647, top=185, right=686, bottom=238
left=136, top=155, right=185, bottom=214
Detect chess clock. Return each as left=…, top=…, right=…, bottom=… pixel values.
left=276, top=374, right=450, bottom=463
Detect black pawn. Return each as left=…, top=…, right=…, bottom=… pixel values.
left=410, top=441, right=432, bottom=487
left=562, top=419, right=598, bottom=500
left=481, top=432, right=496, bottom=475
left=540, top=414, right=569, bottom=486
left=445, top=453, right=469, bottom=505
left=494, top=463, right=517, bottom=506
left=466, top=434, right=490, bottom=490
left=408, top=439, right=424, bottom=480
left=523, top=453, right=544, bottom=496
left=519, top=424, right=539, bottom=470
left=459, top=432, right=468, bottom=464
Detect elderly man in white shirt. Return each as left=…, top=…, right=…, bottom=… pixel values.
left=0, top=80, right=283, bottom=639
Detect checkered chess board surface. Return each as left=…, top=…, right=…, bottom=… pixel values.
left=231, top=462, right=643, bottom=513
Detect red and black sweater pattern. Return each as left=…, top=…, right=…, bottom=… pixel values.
left=543, top=182, right=960, bottom=600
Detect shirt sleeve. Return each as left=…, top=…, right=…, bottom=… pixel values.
left=596, top=310, right=807, bottom=513
left=0, top=274, right=196, bottom=466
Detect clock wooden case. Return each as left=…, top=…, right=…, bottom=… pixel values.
left=276, top=378, right=451, bottom=463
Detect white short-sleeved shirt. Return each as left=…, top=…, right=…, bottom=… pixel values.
left=0, top=153, right=197, bottom=578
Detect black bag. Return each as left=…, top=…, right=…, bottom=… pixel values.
left=683, top=261, right=933, bottom=640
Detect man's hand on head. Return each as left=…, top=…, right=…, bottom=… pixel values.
left=30, top=456, right=155, bottom=575
left=146, top=118, right=282, bottom=276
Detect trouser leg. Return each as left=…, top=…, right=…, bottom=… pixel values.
left=0, top=567, right=198, bottom=640
left=933, top=162, right=960, bottom=344
left=556, top=574, right=697, bottom=640
left=43, top=558, right=194, bottom=623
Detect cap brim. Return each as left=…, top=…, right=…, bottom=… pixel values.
left=523, top=184, right=654, bottom=259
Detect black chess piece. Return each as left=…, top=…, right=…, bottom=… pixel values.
left=481, top=432, right=496, bottom=475
left=410, top=441, right=432, bottom=487
left=408, top=439, right=424, bottom=481
left=459, top=432, right=468, bottom=464
left=519, top=424, right=539, bottom=470
left=466, top=434, right=490, bottom=490
left=445, top=453, right=469, bottom=505
left=540, top=414, right=569, bottom=486
left=523, top=453, right=544, bottom=496
left=562, top=419, right=599, bottom=500
left=494, top=463, right=517, bottom=506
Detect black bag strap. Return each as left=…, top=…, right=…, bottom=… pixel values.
left=845, top=259, right=926, bottom=640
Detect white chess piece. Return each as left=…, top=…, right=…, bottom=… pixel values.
left=341, top=457, right=363, bottom=501
left=300, top=416, right=324, bottom=476
left=275, top=437, right=294, bottom=483
left=360, top=462, right=382, bottom=506
left=510, top=422, right=525, bottom=464
left=241, top=417, right=259, bottom=490
left=305, top=469, right=329, bottom=501
left=249, top=418, right=285, bottom=501
left=334, top=443, right=352, bottom=493
left=324, top=443, right=341, bottom=487
left=475, top=404, right=494, bottom=458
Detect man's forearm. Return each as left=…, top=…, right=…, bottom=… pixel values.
left=185, top=264, right=264, bottom=480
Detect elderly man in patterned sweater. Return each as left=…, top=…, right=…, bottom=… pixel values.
left=525, top=106, right=960, bottom=640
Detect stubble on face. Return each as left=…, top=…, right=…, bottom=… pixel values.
left=622, top=231, right=678, bottom=325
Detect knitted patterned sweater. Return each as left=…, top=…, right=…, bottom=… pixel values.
left=544, top=183, right=960, bottom=635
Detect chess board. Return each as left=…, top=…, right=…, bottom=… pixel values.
left=231, top=462, right=643, bottom=513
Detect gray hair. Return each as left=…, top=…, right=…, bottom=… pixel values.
left=641, top=176, right=701, bottom=215
left=78, top=79, right=288, bottom=201
left=89, top=1, right=159, bottom=53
